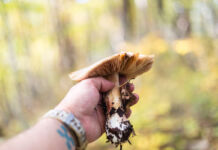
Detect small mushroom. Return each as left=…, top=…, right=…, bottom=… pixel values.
left=69, top=52, right=154, bottom=148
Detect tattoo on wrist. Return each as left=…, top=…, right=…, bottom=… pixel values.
left=57, top=125, right=75, bottom=150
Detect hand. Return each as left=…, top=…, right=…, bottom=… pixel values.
left=56, top=77, right=139, bottom=143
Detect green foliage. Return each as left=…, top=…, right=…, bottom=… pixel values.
left=0, top=0, right=217, bottom=149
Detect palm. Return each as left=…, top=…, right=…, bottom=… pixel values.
left=83, top=105, right=105, bottom=142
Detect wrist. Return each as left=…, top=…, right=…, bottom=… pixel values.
left=55, top=105, right=86, bottom=134
left=35, top=117, right=76, bottom=150
left=43, top=109, right=88, bottom=149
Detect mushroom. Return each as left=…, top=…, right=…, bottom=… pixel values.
left=69, top=52, right=154, bottom=149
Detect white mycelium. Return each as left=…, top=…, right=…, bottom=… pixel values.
left=106, top=113, right=129, bottom=143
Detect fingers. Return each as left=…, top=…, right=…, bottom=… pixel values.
left=129, top=93, right=139, bottom=106
left=86, top=76, right=138, bottom=120
left=88, top=77, right=115, bottom=92
left=126, top=82, right=134, bottom=92
left=119, top=75, right=135, bottom=92
left=126, top=109, right=132, bottom=118
left=125, top=93, right=139, bottom=118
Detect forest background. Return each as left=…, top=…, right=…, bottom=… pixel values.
left=0, top=0, right=218, bottom=149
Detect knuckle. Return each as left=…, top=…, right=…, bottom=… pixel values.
left=81, top=78, right=99, bottom=91
left=82, top=78, right=94, bottom=86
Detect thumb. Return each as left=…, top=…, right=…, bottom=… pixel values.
left=90, top=77, right=114, bottom=92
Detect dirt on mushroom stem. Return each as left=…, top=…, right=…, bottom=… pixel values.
left=102, top=73, right=136, bottom=150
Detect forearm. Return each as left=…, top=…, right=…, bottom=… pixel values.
left=0, top=118, right=75, bottom=150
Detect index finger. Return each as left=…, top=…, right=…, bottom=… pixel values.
left=89, top=77, right=115, bottom=92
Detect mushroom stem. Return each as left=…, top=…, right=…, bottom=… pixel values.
left=105, top=73, right=133, bottom=147
left=106, top=73, right=121, bottom=109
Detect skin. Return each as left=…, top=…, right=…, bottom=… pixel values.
left=0, top=77, right=138, bottom=150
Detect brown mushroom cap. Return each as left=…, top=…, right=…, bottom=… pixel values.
left=69, top=52, right=154, bottom=81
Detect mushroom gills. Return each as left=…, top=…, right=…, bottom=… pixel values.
left=104, top=73, right=135, bottom=149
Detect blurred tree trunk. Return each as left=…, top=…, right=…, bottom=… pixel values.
left=175, top=10, right=191, bottom=38
left=0, top=2, right=28, bottom=128
left=17, top=9, right=43, bottom=110
left=49, top=0, right=76, bottom=73
left=157, top=0, right=163, bottom=14
left=122, top=0, right=136, bottom=41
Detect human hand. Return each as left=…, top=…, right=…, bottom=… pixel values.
left=56, top=77, right=139, bottom=143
